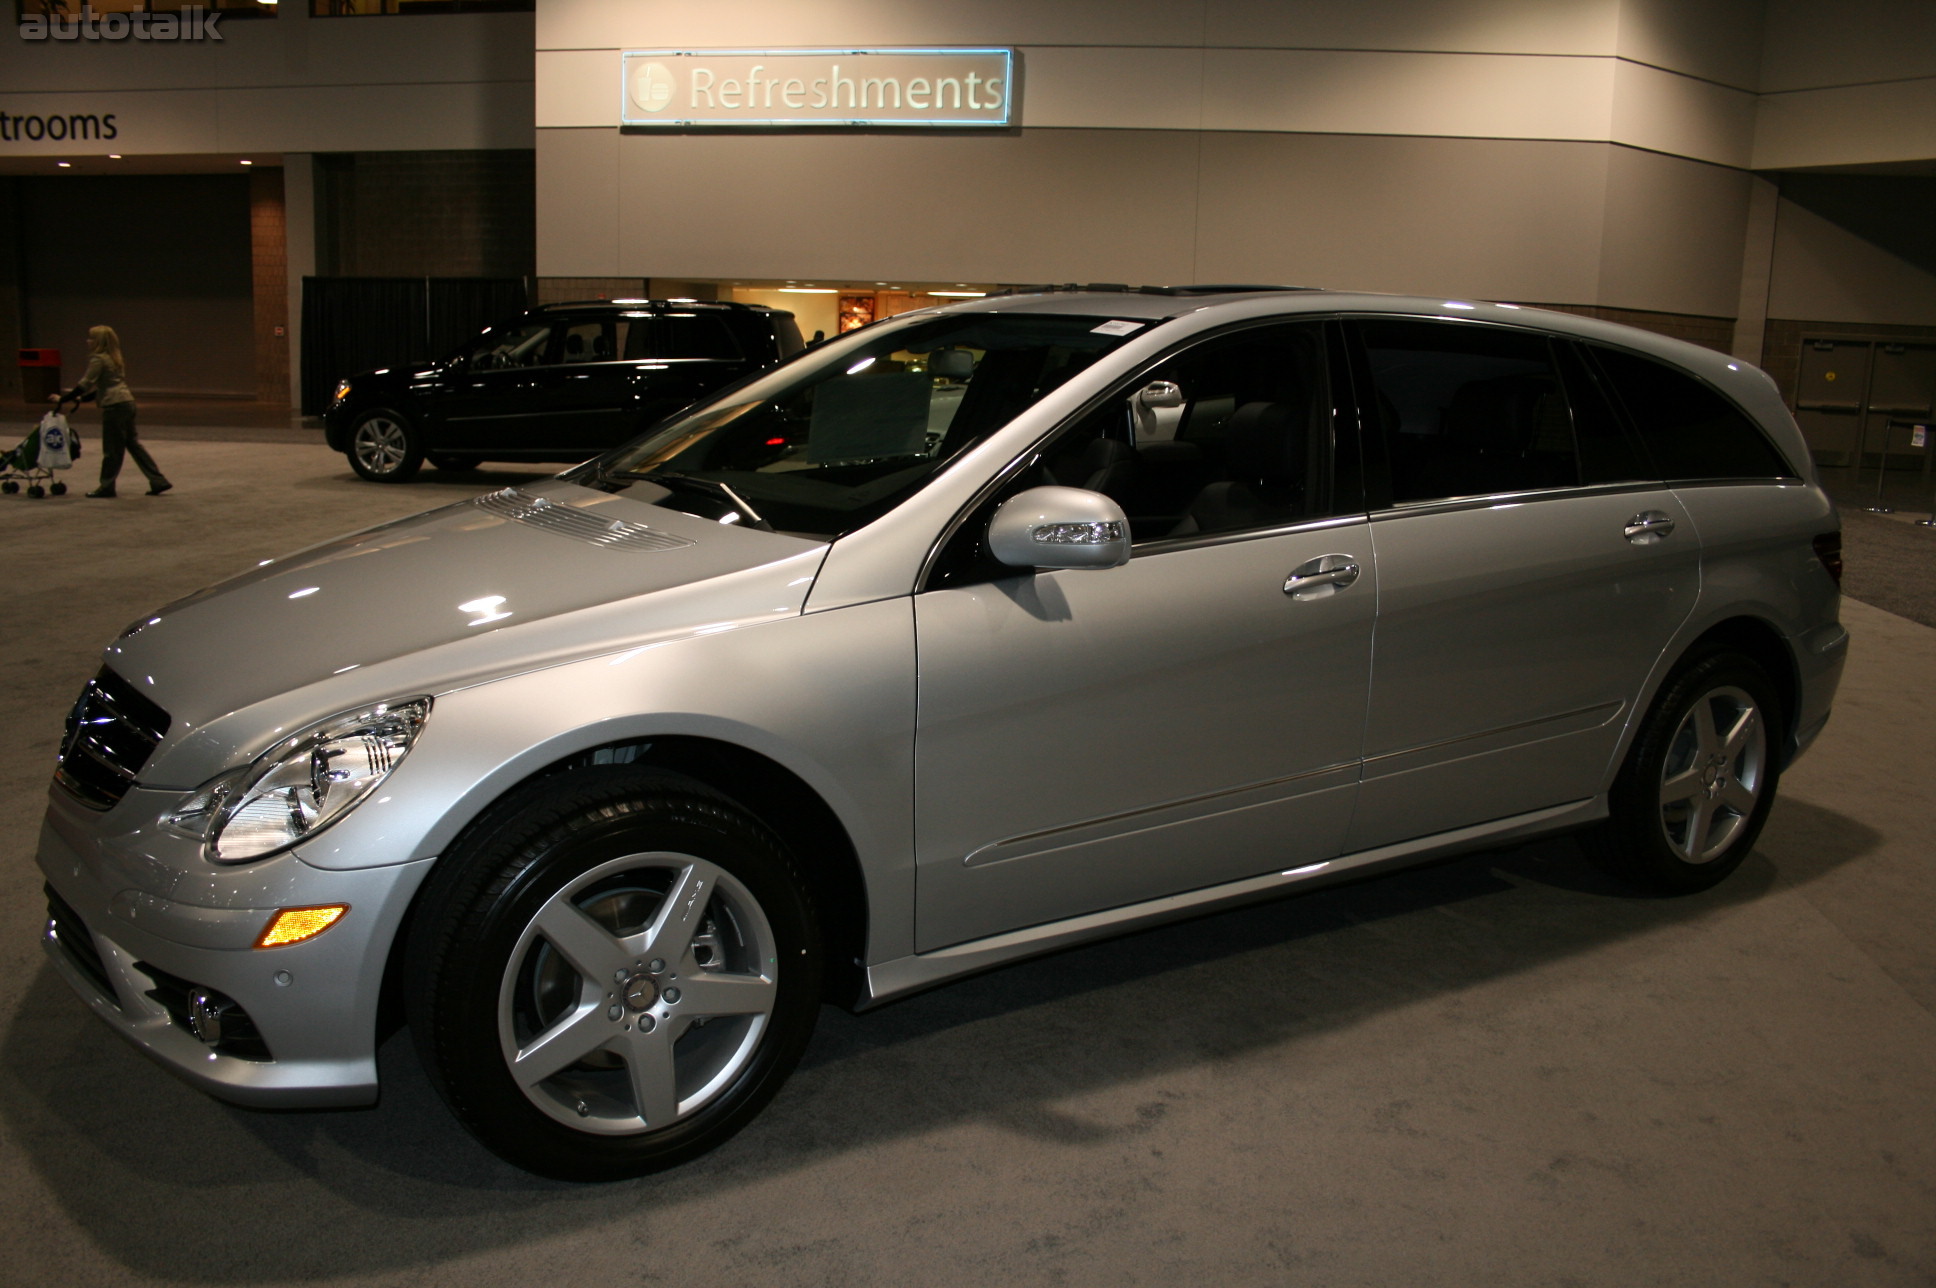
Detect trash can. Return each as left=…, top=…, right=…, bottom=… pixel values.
left=19, top=349, right=62, bottom=404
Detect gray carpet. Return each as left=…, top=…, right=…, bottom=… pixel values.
left=1, top=444, right=1931, bottom=1286
left=1841, top=507, right=1936, bottom=629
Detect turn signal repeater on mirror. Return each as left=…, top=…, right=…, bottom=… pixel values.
left=255, top=905, right=349, bottom=949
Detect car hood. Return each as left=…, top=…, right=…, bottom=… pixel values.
left=106, top=480, right=829, bottom=786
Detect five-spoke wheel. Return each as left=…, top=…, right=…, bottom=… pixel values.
left=406, top=767, right=820, bottom=1180
left=498, top=851, right=780, bottom=1135
left=1586, top=651, right=1783, bottom=894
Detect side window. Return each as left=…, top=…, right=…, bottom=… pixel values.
left=622, top=315, right=744, bottom=361
left=925, top=322, right=1334, bottom=590
left=556, top=319, right=616, bottom=365
left=1356, top=320, right=1579, bottom=504
left=1554, top=341, right=1651, bottom=485
left=1588, top=346, right=1795, bottom=480
left=465, top=321, right=552, bottom=370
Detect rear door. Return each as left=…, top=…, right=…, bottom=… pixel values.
left=617, top=311, right=761, bottom=439
left=1342, top=318, right=1699, bottom=852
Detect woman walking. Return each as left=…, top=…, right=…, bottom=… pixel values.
left=56, top=325, right=170, bottom=498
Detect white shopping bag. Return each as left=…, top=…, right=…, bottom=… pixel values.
left=37, top=412, right=73, bottom=469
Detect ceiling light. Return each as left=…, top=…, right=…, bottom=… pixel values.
left=57, top=162, right=71, bottom=168
left=108, top=153, right=121, bottom=159
left=240, top=159, right=253, bottom=166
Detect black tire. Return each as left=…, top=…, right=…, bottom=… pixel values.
left=404, top=767, right=822, bottom=1180
left=347, top=409, right=423, bottom=483
left=27, top=484, right=44, bottom=498
left=426, top=453, right=474, bottom=474
left=1, top=481, right=15, bottom=494
left=50, top=481, right=67, bottom=496
left=1583, top=651, right=1784, bottom=895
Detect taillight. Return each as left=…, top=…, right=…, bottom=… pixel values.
left=1812, top=531, right=1843, bottom=586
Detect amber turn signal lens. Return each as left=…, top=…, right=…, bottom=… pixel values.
left=255, top=905, right=349, bottom=949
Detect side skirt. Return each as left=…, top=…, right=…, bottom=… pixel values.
left=858, top=796, right=1606, bottom=1010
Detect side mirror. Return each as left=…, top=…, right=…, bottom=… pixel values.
left=1130, top=380, right=1186, bottom=442
left=987, top=485, right=1132, bottom=571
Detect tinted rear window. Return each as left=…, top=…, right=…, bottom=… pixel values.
left=1590, top=346, right=1794, bottom=480
left=622, top=315, right=743, bottom=361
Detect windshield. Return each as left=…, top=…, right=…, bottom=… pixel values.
left=572, top=312, right=1148, bottom=538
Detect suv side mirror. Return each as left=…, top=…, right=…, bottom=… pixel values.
left=987, top=485, right=1132, bottom=571
left=1130, top=380, right=1186, bottom=442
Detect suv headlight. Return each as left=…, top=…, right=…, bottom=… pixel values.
left=164, top=698, right=430, bottom=863
left=331, top=378, right=352, bottom=406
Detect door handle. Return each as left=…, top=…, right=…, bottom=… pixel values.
left=1624, top=511, right=1676, bottom=543
left=1284, top=554, right=1360, bottom=599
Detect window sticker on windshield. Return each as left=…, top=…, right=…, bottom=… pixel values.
left=1091, top=320, right=1146, bottom=337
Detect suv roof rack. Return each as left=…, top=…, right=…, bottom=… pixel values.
left=531, top=298, right=756, bottom=311
left=988, top=283, right=1319, bottom=298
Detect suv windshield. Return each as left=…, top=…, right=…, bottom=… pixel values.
left=575, top=313, right=1146, bottom=537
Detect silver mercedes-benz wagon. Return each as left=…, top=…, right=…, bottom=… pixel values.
left=37, top=287, right=1847, bottom=1178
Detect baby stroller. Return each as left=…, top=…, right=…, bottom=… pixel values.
left=1, top=409, right=81, bottom=498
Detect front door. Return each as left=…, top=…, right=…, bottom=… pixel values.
left=912, top=321, right=1376, bottom=951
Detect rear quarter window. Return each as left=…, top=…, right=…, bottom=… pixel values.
left=622, top=315, right=744, bottom=361
left=1590, top=346, right=1795, bottom=480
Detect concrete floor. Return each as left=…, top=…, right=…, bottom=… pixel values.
left=1, top=441, right=1932, bottom=1287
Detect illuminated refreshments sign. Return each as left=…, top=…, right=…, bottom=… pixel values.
left=621, top=48, right=1014, bottom=128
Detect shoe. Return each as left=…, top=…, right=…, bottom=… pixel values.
left=85, top=487, right=117, bottom=499
left=146, top=480, right=173, bottom=496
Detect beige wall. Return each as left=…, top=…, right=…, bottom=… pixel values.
left=539, top=125, right=1766, bottom=316
left=1767, top=197, right=1936, bottom=326
left=1753, top=0, right=1936, bottom=168
left=0, top=10, right=533, bottom=156
left=537, top=0, right=1796, bottom=314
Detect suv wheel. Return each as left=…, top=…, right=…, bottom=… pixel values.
left=1584, top=651, right=1782, bottom=894
left=348, top=409, right=423, bottom=482
left=405, top=767, right=822, bottom=1180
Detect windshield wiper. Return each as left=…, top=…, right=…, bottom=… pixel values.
left=642, top=472, right=773, bottom=532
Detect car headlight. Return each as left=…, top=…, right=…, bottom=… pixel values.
left=164, top=698, right=430, bottom=863
left=332, top=378, right=352, bottom=406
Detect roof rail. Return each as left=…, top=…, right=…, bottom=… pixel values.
left=531, top=298, right=749, bottom=311
left=987, top=283, right=1317, bottom=298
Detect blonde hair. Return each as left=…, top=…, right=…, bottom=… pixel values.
left=87, top=325, right=124, bottom=375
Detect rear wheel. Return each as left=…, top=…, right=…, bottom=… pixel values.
left=347, top=409, right=423, bottom=482
left=405, top=768, right=821, bottom=1180
left=1584, top=651, right=1782, bottom=894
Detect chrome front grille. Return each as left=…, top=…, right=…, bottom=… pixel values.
left=473, top=488, right=695, bottom=552
left=54, top=668, right=170, bottom=810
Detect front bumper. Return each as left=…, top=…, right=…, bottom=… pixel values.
left=35, top=804, right=435, bottom=1108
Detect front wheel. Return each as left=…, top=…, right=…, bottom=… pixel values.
left=347, top=409, right=423, bottom=482
left=405, top=768, right=822, bottom=1180
left=1584, top=651, right=1783, bottom=894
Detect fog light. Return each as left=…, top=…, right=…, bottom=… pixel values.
left=188, top=989, right=233, bottom=1045
left=255, top=905, right=349, bottom=949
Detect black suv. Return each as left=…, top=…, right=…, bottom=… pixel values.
left=324, top=300, right=805, bottom=482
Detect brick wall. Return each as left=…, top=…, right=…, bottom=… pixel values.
left=535, top=277, right=646, bottom=305
left=316, top=150, right=535, bottom=279
left=250, top=168, right=290, bottom=407
left=1759, top=318, right=1936, bottom=410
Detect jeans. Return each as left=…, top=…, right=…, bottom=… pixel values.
left=98, top=402, right=166, bottom=490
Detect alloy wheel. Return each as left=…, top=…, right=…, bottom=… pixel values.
left=496, top=851, right=780, bottom=1135
left=352, top=417, right=410, bottom=476
left=1657, top=684, right=1766, bottom=864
